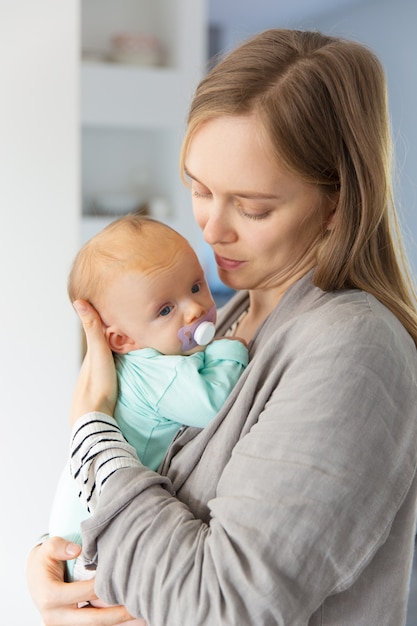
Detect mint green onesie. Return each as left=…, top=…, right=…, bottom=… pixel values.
left=49, top=338, right=248, bottom=580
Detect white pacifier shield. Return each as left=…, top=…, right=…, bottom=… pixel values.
left=193, top=321, right=216, bottom=346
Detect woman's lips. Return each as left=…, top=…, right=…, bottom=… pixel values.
left=214, top=254, right=246, bottom=271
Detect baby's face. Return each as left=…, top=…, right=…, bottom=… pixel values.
left=100, top=239, right=216, bottom=356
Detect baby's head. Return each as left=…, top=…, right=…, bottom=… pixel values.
left=68, top=214, right=215, bottom=355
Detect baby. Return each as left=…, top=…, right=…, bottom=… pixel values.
left=49, top=213, right=248, bottom=618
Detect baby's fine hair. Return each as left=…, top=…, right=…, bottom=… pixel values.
left=68, top=213, right=185, bottom=306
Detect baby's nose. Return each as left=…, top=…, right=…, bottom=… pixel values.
left=184, top=302, right=205, bottom=324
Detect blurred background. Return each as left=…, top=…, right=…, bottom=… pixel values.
left=1, top=1, right=416, bottom=622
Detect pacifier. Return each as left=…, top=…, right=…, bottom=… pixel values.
left=177, top=305, right=217, bottom=351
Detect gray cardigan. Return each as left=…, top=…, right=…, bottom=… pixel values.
left=74, top=272, right=417, bottom=625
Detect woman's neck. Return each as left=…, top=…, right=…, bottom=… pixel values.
left=233, top=268, right=313, bottom=342
left=233, top=289, right=282, bottom=343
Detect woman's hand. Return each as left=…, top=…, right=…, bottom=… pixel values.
left=26, top=536, right=138, bottom=625
left=70, top=300, right=118, bottom=427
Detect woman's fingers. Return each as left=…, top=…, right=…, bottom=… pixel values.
left=26, top=537, right=141, bottom=626
left=45, top=535, right=82, bottom=562
left=39, top=596, right=138, bottom=626
left=44, top=602, right=138, bottom=626
left=70, top=299, right=118, bottom=424
left=73, top=299, right=109, bottom=359
left=26, top=537, right=84, bottom=608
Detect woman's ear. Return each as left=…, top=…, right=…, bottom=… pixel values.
left=105, top=327, right=135, bottom=354
left=326, top=208, right=337, bottom=231
left=325, top=191, right=339, bottom=231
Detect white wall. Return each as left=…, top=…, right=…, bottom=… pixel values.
left=215, top=0, right=417, bottom=275
left=0, top=2, right=79, bottom=623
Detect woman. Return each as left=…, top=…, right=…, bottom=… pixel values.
left=27, top=29, right=417, bottom=625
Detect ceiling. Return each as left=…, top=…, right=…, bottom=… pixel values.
left=208, top=0, right=366, bottom=28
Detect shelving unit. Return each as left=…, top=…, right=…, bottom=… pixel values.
left=80, top=0, right=208, bottom=248
left=81, top=65, right=185, bottom=129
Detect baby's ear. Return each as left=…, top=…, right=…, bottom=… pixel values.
left=105, top=327, right=135, bottom=354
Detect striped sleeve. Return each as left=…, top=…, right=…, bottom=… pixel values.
left=69, top=412, right=141, bottom=513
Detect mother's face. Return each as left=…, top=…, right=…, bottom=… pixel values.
left=184, top=114, right=335, bottom=295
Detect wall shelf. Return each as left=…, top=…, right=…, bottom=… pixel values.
left=80, top=0, right=207, bottom=248
left=81, top=63, right=187, bottom=129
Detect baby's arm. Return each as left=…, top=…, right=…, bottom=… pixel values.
left=48, top=461, right=90, bottom=581
left=212, top=335, right=248, bottom=348
left=156, top=338, right=248, bottom=427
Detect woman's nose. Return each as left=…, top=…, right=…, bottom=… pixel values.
left=199, top=206, right=235, bottom=246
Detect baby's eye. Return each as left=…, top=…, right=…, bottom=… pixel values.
left=159, top=305, right=173, bottom=317
left=191, top=283, right=201, bottom=294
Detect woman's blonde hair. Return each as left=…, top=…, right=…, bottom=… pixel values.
left=181, top=29, right=417, bottom=345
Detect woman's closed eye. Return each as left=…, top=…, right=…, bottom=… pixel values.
left=238, top=208, right=271, bottom=221
left=192, top=188, right=212, bottom=199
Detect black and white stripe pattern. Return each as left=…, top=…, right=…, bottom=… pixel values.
left=70, top=412, right=140, bottom=513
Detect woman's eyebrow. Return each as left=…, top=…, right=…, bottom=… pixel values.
left=183, top=165, right=198, bottom=181
left=184, top=165, right=280, bottom=200
left=231, top=191, right=280, bottom=200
